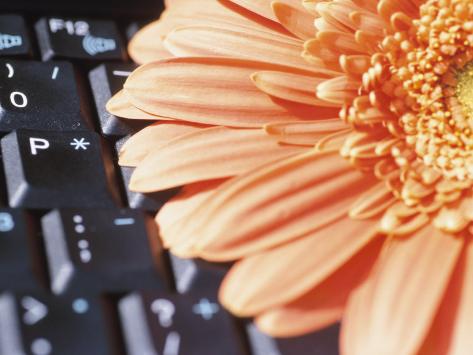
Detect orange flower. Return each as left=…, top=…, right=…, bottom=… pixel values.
left=108, top=0, right=473, bottom=353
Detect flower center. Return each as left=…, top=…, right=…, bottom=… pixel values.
left=456, top=61, right=473, bottom=121
left=395, top=0, right=473, bottom=181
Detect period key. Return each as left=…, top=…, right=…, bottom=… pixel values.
left=1, top=130, right=121, bottom=208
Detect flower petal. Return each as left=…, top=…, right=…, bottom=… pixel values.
left=271, top=1, right=316, bottom=40
left=156, top=179, right=226, bottom=251
left=180, top=150, right=378, bottom=261
left=124, top=57, right=337, bottom=127
left=264, top=119, right=349, bottom=146
left=418, top=236, right=473, bottom=355
left=163, top=24, right=315, bottom=72
left=106, top=90, right=165, bottom=120
left=228, top=0, right=279, bottom=22
left=251, top=71, right=339, bottom=106
left=255, top=236, right=383, bottom=337
left=219, top=215, right=379, bottom=316
left=119, top=122, right=206, bottom=167
left=130, top=126, right=306, bottom=192
left=341, top=226, right=463, bottom=355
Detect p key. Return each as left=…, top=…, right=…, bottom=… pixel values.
left=0, top=60, right=91, bottom=131
left=1, top=130, right=120, bottom=208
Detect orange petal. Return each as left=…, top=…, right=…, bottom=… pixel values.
left=317, top=76, right=360, bottom=104
left=419, top=236, right=473, bottom=355
left=219, top=215, right=379, bottom=316
left=255, top=236, right=384, bottom=337
left=271, top=1, right=316, bottom=40
left=163, top=24, right=315, bottom=73
left=228, top=0, right=279, bottom=22
left=124, top=57, right=337, bottom=127
left=130, top=126, right=306, bottom=192
left=186, top=151, right=378, bottom=261
left=156, top=179, right=226, bottom=251
left=106, top=90, right=166, bottom=121
left=264, top=119, right=349, bottom=146
left=341, top=226, right=463, bottom=355
left=251, top=71, right=339, bottom=107
left=128, top=15, right=174, bottom=64
left=130, top=0, right=282, bottom=63
left=119, top=122, right=206, bottom=167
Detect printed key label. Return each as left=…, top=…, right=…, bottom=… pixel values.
left=0, top=212, right=14, bottom=232
left=151, top=299, right=176, bottom=328
left=49, top=19, right=89, bottom=36
left=0, top=33, right=22, bottom=50
left=29, top=137, right=93, bottom=155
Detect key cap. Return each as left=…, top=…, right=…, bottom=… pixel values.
left=115, top=137, right=178, bottom=211
left=0, top=15, right=31, bottom=57
left=0, top=60, right=92, bottom=131
left=118, top=291, right=246, bottom=355
left=246, top=322, right=339, bottom=355
left=0, top=292, right=114, bottom=355
left=1, top=130, right=121, bottom=208
left=169, top=254, right=228, bottom=296
left=89, top=63, right=150, bottom=136
left=35, top=17, right=126, bottom=61
left=42, top=209, right=167, bottom=295
left=0, top=209, right=45, bottom=290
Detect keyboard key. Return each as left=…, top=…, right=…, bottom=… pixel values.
left=1, top=130, right=121, bottom=208
left=115, top=137, right=178, bottom=211
left=246, top=322, right=339, bottom=355
left=0, top=209, right=45, bottom=290
left=89, top=63, right=150, bottom=136
left=118, top=291, right=246, bottom=355
left=41, top=209, right=167, bottom=295
left=0, top=60, right=92, bottom=131
left=169, top=254, right=227, bottom=296
left=0, top=15, right=31, bottom=57
left=0, top=292, right=114, bottom=355
left=35, top=17, right=126, bottom=61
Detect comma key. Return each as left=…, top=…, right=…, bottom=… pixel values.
left=1, top=130, right=121, bottom=208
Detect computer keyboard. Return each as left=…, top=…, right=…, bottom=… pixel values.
left=0, top=5, right=339, bottom=355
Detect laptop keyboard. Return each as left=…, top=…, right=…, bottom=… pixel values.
left=0, top=10, right=339, bottom=355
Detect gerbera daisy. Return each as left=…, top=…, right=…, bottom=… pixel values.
left=107, top=0, right=473, bottom=353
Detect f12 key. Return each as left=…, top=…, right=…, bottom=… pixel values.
left=36, top=17, right=126, bottom=61
left=1, top=130, right=121, bottom=208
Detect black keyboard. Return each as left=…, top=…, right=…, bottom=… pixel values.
left=0, top=3, right=339, bottom=355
